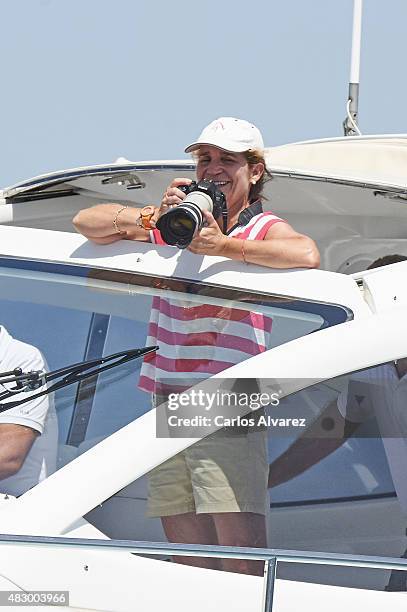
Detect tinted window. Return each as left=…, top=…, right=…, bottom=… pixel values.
left=269, top=363, right=407, bottom=509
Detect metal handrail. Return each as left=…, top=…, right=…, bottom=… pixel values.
left=0, top=534, right=406, bottom=611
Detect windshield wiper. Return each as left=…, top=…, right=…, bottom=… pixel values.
left=0, top=346, right=158, bottom=412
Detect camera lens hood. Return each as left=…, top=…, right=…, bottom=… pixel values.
left=156, top=203, right=202, bottom=249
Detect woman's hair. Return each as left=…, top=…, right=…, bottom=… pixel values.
left=243, top=149, right=272, bottom=203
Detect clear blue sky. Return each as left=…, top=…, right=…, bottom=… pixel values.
left=2, top=0, right=407, bottom=186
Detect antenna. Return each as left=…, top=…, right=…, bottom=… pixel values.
left=343, top=0, right=363, bottom=136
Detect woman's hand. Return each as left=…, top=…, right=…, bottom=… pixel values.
left=188, top=210, right=228, bottom=256
left=158, top=178, right=192, bottom=218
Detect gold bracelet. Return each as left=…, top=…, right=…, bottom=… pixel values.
left=241, top=240, right=248, bottom=264
left=113, top=206, right=128, bottom=235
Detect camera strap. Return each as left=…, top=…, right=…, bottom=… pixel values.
left=225, top=200, right=263, bottom=235
left=221, top=200, right=228, bottom=234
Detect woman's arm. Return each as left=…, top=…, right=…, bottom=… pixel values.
left=72, top=178, right=192, bottom=245
left=226, top=222, right=320, bottom=269
left=72, top=204, right=153, bottom=244
left=73, top=194, right=320, bottom=269
left=188, top=211, right=320, bottom=269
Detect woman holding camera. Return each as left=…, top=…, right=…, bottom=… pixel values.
left=73, top=117, right=319, bottom=268
left=73, top=118, right=319, bottom=576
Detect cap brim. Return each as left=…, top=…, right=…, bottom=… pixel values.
left=184, top=141, right=247, bottom=154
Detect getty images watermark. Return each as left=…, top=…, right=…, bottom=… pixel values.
left=155, top=381, right=309, bottom=438
left=167, top=388, right=281, bottom=409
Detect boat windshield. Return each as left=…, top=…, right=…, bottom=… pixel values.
left=0, top=258, right=350, bottom=499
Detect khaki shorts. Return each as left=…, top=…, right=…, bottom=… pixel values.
left=146, top=430, right=269, bottom=518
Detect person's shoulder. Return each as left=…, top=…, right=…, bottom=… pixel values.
left=2, top=332, right=46, bottom=372
left=252, top=210, right=287, bottom=227
left=236, top=210, right=287, bottom=241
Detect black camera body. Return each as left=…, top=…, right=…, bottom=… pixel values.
left=178, top=180, right=226, bottom=218
left=156, top=179, right=226, bottom=249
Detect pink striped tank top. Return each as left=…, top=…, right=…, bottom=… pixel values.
left=139, top=211, right=285, bottom=394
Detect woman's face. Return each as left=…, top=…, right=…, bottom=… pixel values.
left=195, top=146, right=263, bottom=212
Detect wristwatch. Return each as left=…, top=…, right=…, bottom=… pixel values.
left=138, top=206, right=157, bottom=230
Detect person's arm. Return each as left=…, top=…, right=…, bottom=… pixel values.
left=188, top=211, right=320, bottom=269
left=0, top=340, right=55, bottom=484
left=72, top=178, right=193, bottom=245
left=72, top=204, right=154, bottom=244
left=0, top=424, right=38, bottom=479
left=268, top=402, right=359, bottom=488
left=224, top=221, right=319, bottom=269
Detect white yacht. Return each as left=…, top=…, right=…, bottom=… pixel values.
left=0, top=133, right=406, bottom=610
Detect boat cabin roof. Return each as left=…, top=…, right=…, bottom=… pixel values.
left=1, top=134, right=407, bottom=274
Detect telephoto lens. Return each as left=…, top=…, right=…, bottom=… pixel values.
left=156, top=180, right=226, bottom=249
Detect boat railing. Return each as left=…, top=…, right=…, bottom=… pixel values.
left=0, top=534, right=406, bottom=611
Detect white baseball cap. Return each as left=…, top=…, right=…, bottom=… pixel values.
left=184, top=117, right=264, bottom=154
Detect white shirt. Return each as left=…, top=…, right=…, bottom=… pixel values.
left=0, top=326, right=58, bottom=496
left=338, top=363, right=407, bottom=513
